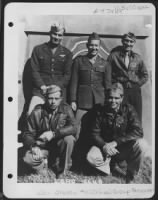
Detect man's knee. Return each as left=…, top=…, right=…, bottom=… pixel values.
left=87, top=146, right=103, bottom=167
left=135, top=139, right=151, bottom=157
left=23, top=150, right=36, bottom=166
left=23, top=150, right=48, bottom=167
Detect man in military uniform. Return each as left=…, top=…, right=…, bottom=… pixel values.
left=22, top=85, right=76, bottom=178
left=28, top=22, right=73, bottom=114
left=87, top=83, right=144, bottom=183
left=70, top=32, right=111, bottom=140
left=108, top=32, right=148, bottom=122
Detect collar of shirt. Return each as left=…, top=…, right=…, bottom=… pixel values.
left=119, top=46, right=134, bottom=58
left=104, top=104, right=123, bottom=115
left=42, top=102, right=65, bottom=118
left=87, top=54, right=98, bottom=64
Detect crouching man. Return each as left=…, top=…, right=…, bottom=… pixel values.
left=22, top=85, right=77, bottom=178
left=87, top=82, right=145, bottom=183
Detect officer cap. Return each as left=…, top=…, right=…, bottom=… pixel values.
left=122, top=32, right=136, bottom=42
left=88, top=32, right=100, bottom=43
left=46, top=85, right=62, bottom=96
left=50, top=22, right=65, bottom=33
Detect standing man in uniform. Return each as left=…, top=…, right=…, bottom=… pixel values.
left=70, top=32, right=111, bottom=140
left=28, top=22, right=73, bottom=114
left=108, top=32, right=148, bottom=122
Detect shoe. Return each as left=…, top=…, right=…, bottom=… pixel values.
left=112, top=162, right=127, bottom=176
left=126, top=171, right=134, bottom=183
left=56, top=171, right=65, bottom=179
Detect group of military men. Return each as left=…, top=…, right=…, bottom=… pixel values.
left=19, top=22, right=149, bottom=183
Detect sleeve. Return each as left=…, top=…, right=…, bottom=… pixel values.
left=128, top=58, right=149, bottom=86
left=137, top=60, right=149, bottom=86
left=107, top=53, right=129, bottom=83
left=91, top=111, right=106, bottom=148
left=30, top=46, right=45, bottom=88
left=69, top=57, right=79, bottom=102
left=114, top=105, right=143, bottom=145
left=104, top=61, right=112, bottom=90
left=22, top=110, right=41, bottom=149
left=62, top=51, right=73, bottom=87
left=55, top=106, right=77, bottom=138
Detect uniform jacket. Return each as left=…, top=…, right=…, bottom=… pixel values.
left=91, top=103, right=143, bottom=148
left=22, top=102, right=77, bottom=149
left=31, top=42, right=73, bottom=90
left=70, top=55, right=111, bottom=109
left=107, top=46, right=148, bottom=89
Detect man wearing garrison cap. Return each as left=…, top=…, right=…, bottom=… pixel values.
left=21, top=85, right=77, bottom=178
left=70, top=32, right=111, bottom=140
left=28, top=22, right=73, bottom=115
left=108, top=32, right=148, bottom=123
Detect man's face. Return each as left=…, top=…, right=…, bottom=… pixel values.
left=47, top=91, right=62, bottom=110
left=107, top=90, right=123, bottom=111
left=122, top=36, right=135, bottom=52
left=50, top=30, right=64, bottom=45
left=87, top=39, right=100, bottom=57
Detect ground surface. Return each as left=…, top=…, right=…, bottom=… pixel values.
left=18, top=156, right=152, bottom=184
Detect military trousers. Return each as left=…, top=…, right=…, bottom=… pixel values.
left=23, top=135, right=76, bottom=174
left=123, top=87, right=142, bottom=123
left=87, top=139, right=144, bottom=176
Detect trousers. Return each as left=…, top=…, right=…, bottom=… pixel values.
left=23, top=135, right=76, bottom=174
left=124, top=88, right=142, bottom=123
left=87, top=139, right=146, bottom=176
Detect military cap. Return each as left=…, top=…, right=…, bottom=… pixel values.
left=46, top=85, right=62, bottom=95
left=88, top=32, right=100, bottom=43
left=107, top=82, right=124, bottom=96
left=122, top=32, right=136, bottom=42
left=50, top=22, right=65, bottom=33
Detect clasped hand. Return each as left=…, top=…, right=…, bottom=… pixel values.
left=36, top=131, right=55, bottom=148
left=103, top=141, right=119, bottom=156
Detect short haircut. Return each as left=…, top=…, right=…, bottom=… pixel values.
left=107, top=82, right=124, bottom=97
left=46, top=85, right=63, bottom=97
left=122, top=32, right=136, bottom=42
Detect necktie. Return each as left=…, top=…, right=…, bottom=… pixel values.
left=124, top=52, right=129, bottom=68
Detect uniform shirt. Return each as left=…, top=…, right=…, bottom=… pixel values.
left=91, top=103, right=143, bottom=148
left=22, top=102, right=76, bottom=149
left=31, top=42, right=73, bottom=89
left=108, top=46, right=148, bottom=88
left=70, top=54, right=111, bottom=109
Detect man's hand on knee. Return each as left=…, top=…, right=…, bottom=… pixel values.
left=103, top=141, right=119, bottom=156
left=39, top=131, right=55, bottom=142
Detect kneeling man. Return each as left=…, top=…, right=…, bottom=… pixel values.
left=22, top=85, right=76, bottom=178
left=87, top=82, right=144, bottom=183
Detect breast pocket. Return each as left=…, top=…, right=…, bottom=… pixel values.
left=95, top=66, right=105, bottom=73
left=38, top=55, right=50, bottom=69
